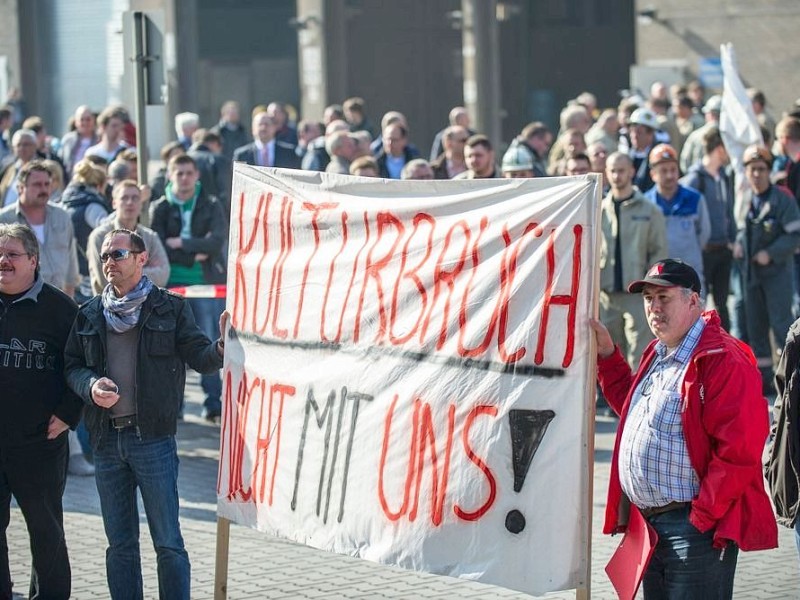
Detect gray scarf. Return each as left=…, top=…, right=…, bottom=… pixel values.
left=101, top=276, right=154, bottom=333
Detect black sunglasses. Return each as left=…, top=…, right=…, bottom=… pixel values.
left=100, top=249, right=141, bottom=263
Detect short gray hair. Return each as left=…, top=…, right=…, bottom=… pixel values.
left=0, top=223, right=39, bottom=265
left=11, top=128, right=36, bottom=147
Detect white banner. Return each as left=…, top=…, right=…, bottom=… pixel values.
left=217, top=165, right=601, bottom=595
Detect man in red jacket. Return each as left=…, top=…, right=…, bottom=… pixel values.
left=591, top=258, right=777, bottom=598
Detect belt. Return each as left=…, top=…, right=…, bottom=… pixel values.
left=110, top=415, right=137, bottom=430
left=639, top=501, right=690, bottom=519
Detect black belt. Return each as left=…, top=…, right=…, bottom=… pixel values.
left=110, top=415, right=137, bottom=430
left=639, top=501, right=690, bottom=519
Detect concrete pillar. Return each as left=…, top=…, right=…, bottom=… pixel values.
left=295, top=0, right=327, bottom=120
left=461, top=0, right=501, bottom=148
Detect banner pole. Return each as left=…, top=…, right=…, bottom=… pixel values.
left=577, top=173, right=605, bottom=600
left=214, top=516, right=231, bottom=600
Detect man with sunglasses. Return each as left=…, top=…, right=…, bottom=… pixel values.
left=0, top=223, right=81, bottom=600
left=64, top=228, right=227, bottom=600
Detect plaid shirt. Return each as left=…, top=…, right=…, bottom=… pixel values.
left=618, top=316, right=705, bottom=509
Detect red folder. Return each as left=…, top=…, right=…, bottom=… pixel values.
left=605, top=506, right=658, bottom=600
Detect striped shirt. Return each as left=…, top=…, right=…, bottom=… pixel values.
left=618, top=316, right=705, bottom=509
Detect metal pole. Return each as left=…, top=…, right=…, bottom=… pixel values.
left=132, top=11, right=150, bottom=225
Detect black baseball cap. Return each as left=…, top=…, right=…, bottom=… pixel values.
left=628, top=259, right=702, bottom=294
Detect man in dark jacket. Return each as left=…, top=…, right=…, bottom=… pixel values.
left=149, top=154, right=227, bottom=420
left=188, top=129, right=232, bottom=215
left=232, top=111, right=300, bottom=170
left=64, top=228, right=226, bottom=600
left=734, top=145, right=800, bottom=389
left=680, top=127, right=735, bottom=331
left=208, top=100, right=249, bottom=161
left=0, top=223, right=81, bottom=600
left=375, top=123, right=419, bottom=179
left=768, top=317, right=800, bottom=560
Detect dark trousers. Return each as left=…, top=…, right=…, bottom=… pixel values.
left=0, top=434, right=70, bottom=600
left=702, top=246, right=732, bottom=331
left=644, top=505, right=738, bottom=599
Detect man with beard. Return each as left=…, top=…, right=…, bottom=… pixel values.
left=0, top=160, right=80, bottom=297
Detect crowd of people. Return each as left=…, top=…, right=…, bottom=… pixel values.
left=2, top=81, right=800, bottom=598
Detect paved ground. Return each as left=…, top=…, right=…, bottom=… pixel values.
left=7, top=376, right=798, bottom=599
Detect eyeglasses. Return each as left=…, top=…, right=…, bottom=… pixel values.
left=0, top=251, right=29, bottom=261
left=100, top=249, right=141, bottom=263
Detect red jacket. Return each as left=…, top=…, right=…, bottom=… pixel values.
left=598, top=311, right=777, bottom=551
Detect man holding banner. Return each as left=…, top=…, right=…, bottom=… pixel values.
left=65, top=228, right=226, bottom=600
left=592, top=258, right=776, bottom=598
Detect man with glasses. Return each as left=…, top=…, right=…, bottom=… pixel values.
left=376, top=123, right=419, bottom=179
left=592, top=258, right=776, bottom=598
left=0, top=223, right=81, bottom=600
left=65, top=228, right=226, bottom=600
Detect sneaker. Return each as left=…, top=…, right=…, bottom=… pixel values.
left=68, top=454, right=95, bottom=476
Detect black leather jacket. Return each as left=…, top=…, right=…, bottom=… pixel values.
left=64, top=286, right=223, bottom=447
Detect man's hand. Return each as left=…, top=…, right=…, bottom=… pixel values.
left=732, top=242, right=744, bottom=260
left=47, top=415, right=69, bottom=440
left=217, top=310, right=231, bottom=357
left=195, top=253, right=209, bottom=262
left=752, top=250, right=771, bottom=266
left=138, top=184, right=152, bottom=205
left=91, top=378, right=120, bottom=408
left=590, top=318, right=615, bottom=358
left=165, top=237, right=183, bottom=250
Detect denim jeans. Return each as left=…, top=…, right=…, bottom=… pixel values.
left=729, top=261, right=747, bottom=343
left=701, top=247, right=732, bottom=332
left=643, top=505, right=738, bottom=599
left=0, top=435, right=70, bottom=600
left=94, top=429, right=189, bottom=600
left=186, top=297, right=225, bottom=412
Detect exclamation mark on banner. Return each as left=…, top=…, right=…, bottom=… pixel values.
left=505, top=409, right=556, bottom=534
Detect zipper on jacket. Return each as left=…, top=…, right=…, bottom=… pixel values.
left=133, top=300, right=154, bottom=439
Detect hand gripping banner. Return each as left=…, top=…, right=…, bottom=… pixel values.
left=217, top=164, right=602, bottom=595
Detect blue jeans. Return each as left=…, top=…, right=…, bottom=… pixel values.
left=729, top=261, right=747, bottom=343
left=187, top=297, right=224, bottom=412
left=94, top=429, right=189, bottom=600
left=643, top=505, right=738, bottom=599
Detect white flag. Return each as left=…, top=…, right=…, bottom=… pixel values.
left=719, top=42, right=763, bottom=226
